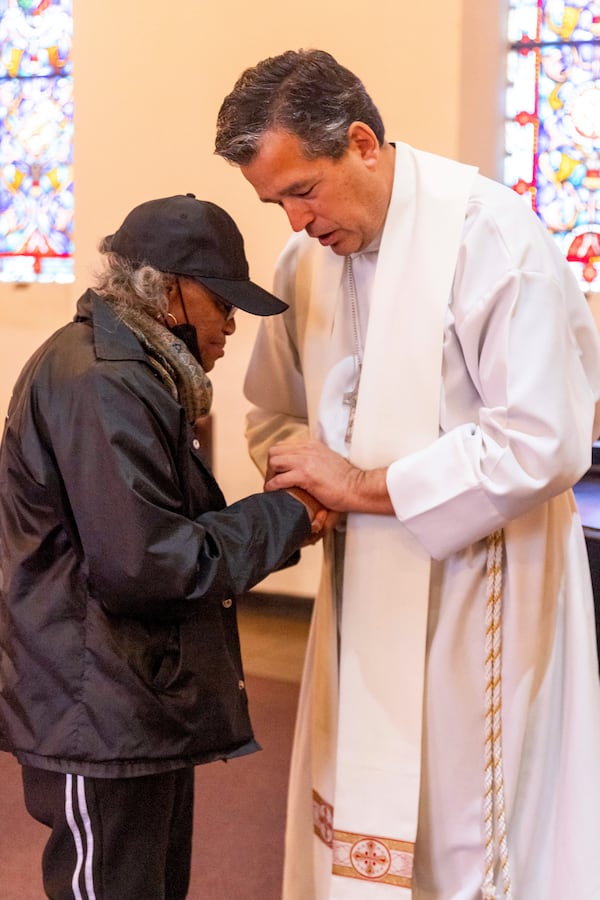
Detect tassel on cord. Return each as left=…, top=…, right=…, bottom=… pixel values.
left=481, top=530, right=513, bottom=900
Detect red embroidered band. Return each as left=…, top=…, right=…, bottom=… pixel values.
left=312, top=789, right=414, bottom=888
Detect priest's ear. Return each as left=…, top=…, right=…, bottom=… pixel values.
left=347, top=121, right=380, bottom=167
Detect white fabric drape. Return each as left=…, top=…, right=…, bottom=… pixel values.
left=244, top=144, right=600, bottom=899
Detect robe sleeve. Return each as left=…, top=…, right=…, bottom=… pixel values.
left=387, top=198, right=600, bottom=560
left=244, top=243, right=310, bottom=475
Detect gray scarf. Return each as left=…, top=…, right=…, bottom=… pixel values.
left=115, top=305, right=213, bottom=423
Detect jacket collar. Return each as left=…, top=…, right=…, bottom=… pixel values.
left=76, top=289, right=148, bottom=362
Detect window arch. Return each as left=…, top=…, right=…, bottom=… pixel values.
left=505, top=0, right=600, bottom=291
left=0, top=0, right=73, bottom=283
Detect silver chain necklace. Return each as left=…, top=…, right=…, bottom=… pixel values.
left=343, top=255, right=363, bottom=444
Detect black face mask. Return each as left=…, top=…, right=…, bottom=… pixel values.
left=168, top=279, right=204, bottom=366
left=170, top=323, right=203, bottom=366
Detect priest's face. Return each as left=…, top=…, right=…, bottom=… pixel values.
left=241, top=126, right=392, bottom=256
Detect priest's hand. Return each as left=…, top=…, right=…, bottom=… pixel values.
left=265, top=440, right=394, bottom=515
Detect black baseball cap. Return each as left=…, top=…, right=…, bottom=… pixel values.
left=105, top=193, right=287, bottom=316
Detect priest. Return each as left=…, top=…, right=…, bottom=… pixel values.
left=215, top=49, right=600, bottom=899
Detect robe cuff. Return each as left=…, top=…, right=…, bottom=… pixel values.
left=386, top=427, right=504, bottom=559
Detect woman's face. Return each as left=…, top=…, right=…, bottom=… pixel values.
left=167, top=277, right=236, bottom=372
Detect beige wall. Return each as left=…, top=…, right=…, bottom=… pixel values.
left=0, top=0, right=505, bottom=596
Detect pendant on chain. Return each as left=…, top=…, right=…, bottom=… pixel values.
left=344, top=255, right=363, bottom=445
left=343, top=366, right=362, bottom=444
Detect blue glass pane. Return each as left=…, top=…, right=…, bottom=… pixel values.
left=0, top=0, right=73, bottom=284
left=540, top=1, right=600, bottom=44
left=0, top=0, right=72, bottom=79
left=505, top=1, right=600, bottom=291
left=0, top=75, right=74, bottom=281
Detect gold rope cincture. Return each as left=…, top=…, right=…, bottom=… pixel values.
left=482, top=529, right=513, bottom=900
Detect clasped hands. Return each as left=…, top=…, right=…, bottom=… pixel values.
left=265, top=439, right=363, bottom=543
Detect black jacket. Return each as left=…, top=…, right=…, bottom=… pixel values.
left=0, top=290, right=310, bottom=777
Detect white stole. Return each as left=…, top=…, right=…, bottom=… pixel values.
left=289, top=144, right=477, bottom=898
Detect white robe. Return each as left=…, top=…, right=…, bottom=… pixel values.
left=244, top=143, right=600, bottom=899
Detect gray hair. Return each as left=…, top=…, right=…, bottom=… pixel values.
left=93, top=236, right=176, bottom=320
left=215, top=49, right=385, bottom=165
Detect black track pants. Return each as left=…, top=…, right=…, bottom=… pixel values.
left=21, top=765, right=194, bottom=900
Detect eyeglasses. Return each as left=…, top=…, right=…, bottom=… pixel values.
left=176, top=277, right=237, bottom=322
left=213, top=296, right=237, bottom=321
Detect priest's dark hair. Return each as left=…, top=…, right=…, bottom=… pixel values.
left=215, top=49, right=386, bottom=165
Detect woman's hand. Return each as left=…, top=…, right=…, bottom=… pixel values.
left=284, top=485, right=334, bottom=544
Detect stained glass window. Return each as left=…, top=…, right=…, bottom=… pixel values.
left=505, top=1, right=600, bottom=291
left=0, top=0, right=73, bottom=284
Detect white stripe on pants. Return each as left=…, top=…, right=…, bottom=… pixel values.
left=65, top=774, right=96, bottom=900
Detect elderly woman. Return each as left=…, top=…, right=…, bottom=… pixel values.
left=0, top=193, right=323, bottom=900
